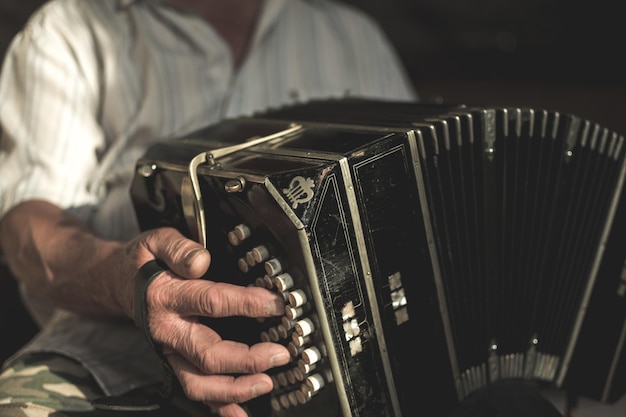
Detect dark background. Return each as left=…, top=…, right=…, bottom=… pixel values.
left=1, top=0, right=625, bottom=130
left=1, top=0, right=625, bottom=362
left=343, top=0, right=626, bottom=133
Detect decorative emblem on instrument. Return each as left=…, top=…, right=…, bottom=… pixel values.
left=283, top=176, right=315, bottom=209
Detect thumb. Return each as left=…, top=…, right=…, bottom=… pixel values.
left=143, top=227, right=211, bottom=279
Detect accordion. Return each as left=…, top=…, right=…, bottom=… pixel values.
left=130, top=99, right=626, bottom=417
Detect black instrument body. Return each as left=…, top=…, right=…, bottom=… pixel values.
left=130, top=99, right=626, bottom=417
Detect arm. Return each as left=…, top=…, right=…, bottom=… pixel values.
left=0, top=199, right=290, bottom=417
left=0, top=199, right=212, bottom=318
left=0, top=200, right=131, bottom=317
left=0, top=7, right=289, bottom=417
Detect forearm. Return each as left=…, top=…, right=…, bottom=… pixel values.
left=0, top=199, right=129, bottom=317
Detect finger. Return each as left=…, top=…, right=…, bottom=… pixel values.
left=196, top=332, right=291, bottom=374
left=205, top=401, right=251, bottom=417
left=161, top=321, right=290, bottom=374
left=141, top=227, right=211, bottom=279
left=155, top=278, right=285, bottom=318
left=166, top=352, right=276, bottom=404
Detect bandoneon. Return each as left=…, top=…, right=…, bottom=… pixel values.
left=130, top=99, right=626, bottom=417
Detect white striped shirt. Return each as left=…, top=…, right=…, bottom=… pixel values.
left=0, top=0, right=416, bottom=395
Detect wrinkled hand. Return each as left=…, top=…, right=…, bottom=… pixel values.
left=120, top=227, right=290, bottom=417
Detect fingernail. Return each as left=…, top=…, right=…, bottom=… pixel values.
left=269, top=351, right=290, bottom=368
left=183, top=248, right=205, bottom=268
left=264, top=299, right=285, bottom=316
left=252, top=381, right=272, bottom=397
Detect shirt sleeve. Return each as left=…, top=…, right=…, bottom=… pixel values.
left=0, top=3, right=105, bottom=220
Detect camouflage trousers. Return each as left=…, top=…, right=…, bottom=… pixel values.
left=0, top=353, right=210, bottom=417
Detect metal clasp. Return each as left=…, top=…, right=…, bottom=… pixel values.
left=182, top=123, right=302, bottom=247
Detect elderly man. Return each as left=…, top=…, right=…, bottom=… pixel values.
left=0, top=1, right=416, bottom=416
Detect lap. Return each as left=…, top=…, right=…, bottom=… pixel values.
left=0, top=352, right=210, bottom=417
left=0, top=352, right=101, bottom=416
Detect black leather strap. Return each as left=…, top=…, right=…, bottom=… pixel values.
left=133, top=259, right=168, bottom=360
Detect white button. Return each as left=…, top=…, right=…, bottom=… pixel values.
left=237, top=258, right=249, bottom=273
left=306, top=373, right=325, bottom=392
left=297, top=359, right=315, bottom=374
left=270, top=397, right=282, bottom=411
left=281, top=316, right=297, bottom=330
left=245, top=251, right=256, bottom=266
left=293, top=367, right=306, bottom=381
left=265, top=258, right=283, bottom=276
left=277, top=372, right=288, bottom=387
left=227, top=231, right=240, bottom=246
left=296, top=387, right=310, bottom=403
left=262, top=275, right=274, bottom=289
left=274, top=273, right=294, bottom=292
left=268, top=327, right=280, bottom=342
left=279, top=394, right=290, bottom=408
left=252, top=245, right=270, bottom=263
left=234, top=224, right=251, bottom=241
left=291, top=333, right=310, bottom=347
left=288, top=289, right=307, bottom=307
left=288, top=342, right=304, bottom=357
left=302, top=346, right=322, bottom=365
left=286, top=306, right=304, bottom=320
left=277, top=324, right=290, bottom=339
left=295, top=318, right=314, bottom=336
